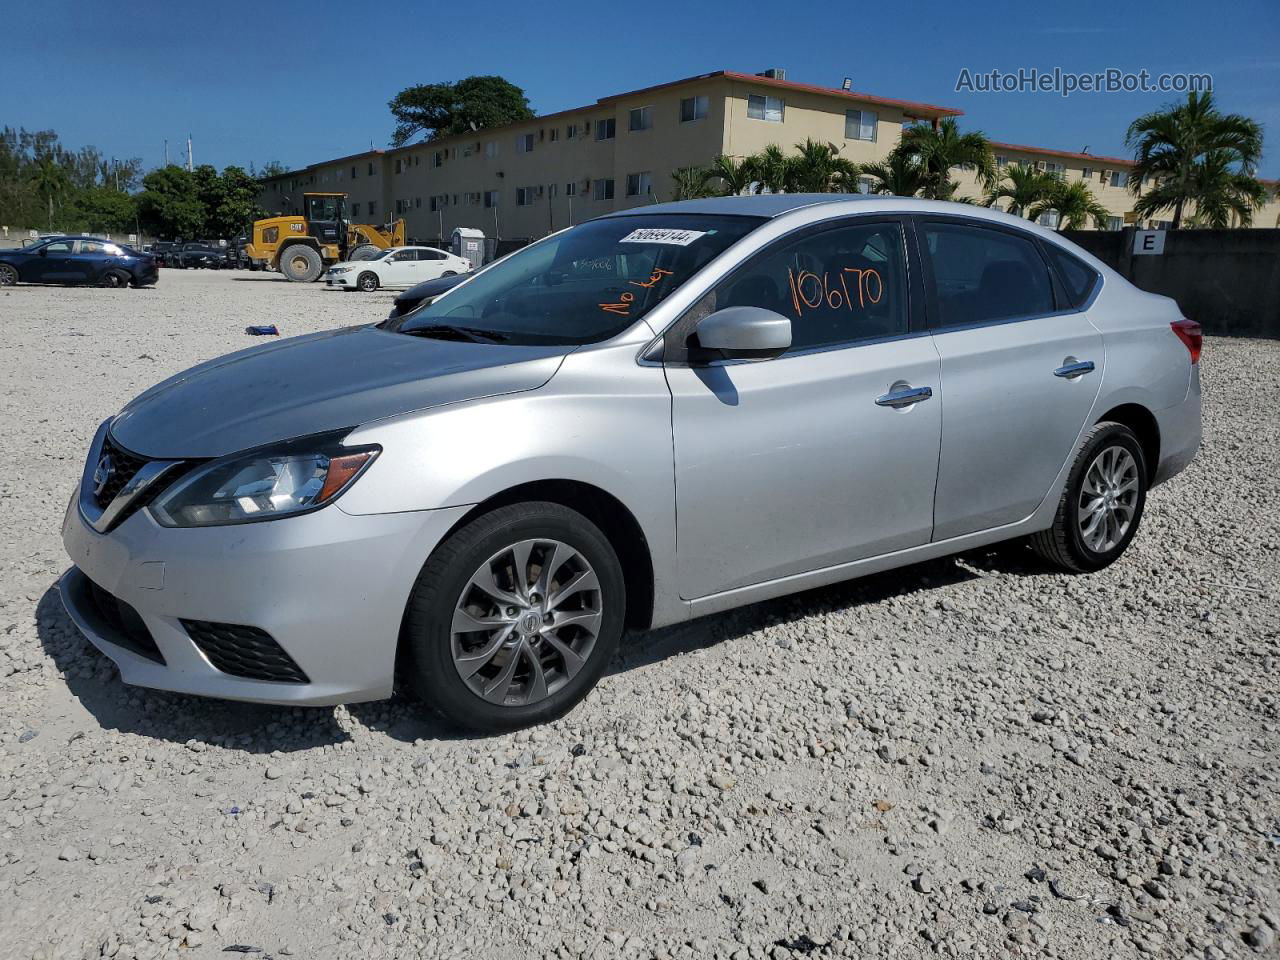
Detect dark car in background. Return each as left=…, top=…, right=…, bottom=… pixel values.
left=151, top=242, right=176, bottom=267
left=172, top=243, right=224, bottom=269
left=384, top=271, right=472, bottom=321
left=0, top=236, right=158, bottom=288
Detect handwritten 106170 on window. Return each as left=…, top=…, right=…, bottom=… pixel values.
left=786, top=266, right=883, bottom=317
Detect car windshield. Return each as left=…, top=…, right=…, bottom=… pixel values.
left=389, top=214, right=765, bottom=345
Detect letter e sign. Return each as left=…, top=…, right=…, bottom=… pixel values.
left=1132, top=230, right=1165, bottom=256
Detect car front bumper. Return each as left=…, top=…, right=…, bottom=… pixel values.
left=60, top=486, right=471, bottom=706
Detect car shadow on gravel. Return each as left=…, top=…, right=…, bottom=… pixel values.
left=35, top=587, right=354, bottom=753
left=35, top=546, right=1050, bottom=748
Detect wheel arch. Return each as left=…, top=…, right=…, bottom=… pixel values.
left=1095, top=403, right=1160, bottom=481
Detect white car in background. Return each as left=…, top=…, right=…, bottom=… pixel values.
left=325, top=246, right=472, bottom=292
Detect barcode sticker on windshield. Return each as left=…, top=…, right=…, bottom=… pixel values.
left=618, top=228, right=707, bottom=246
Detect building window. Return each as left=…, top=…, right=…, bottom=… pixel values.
left=485, top=142, right=498, bottom=159
left=747, top=94, right=784, bottom=122
left=367, top=201, right=377, bottom=216
left=628, top=106, right=652, bottom=131
left=995, top=155, right=1008, bottom=168
left=548, top=183, right=558, bottom=198
left=516, top=186, right=537, bottom=206
left=351, top=202, right=360, bottom=217
left=566, top=124, right=578, bottom=140
left=549, top=128, right=560, bottom=142
left=394, top=158, right=404, bottom=174
left=432, top=151, right=444, bottom=168
left=856, top=176, right=874, bottom=195
left=350, top=166, right=357, bottom=178
left=1105, top=216, right=1123, bottom=231
left=483, top=190, right=499, bottom=208
left=565, top=182, right=577, bottom=196
left=844, top=109, right=878, bottom=141
left=1037, top=210, right=1061, bottom=228
left=592, top=178, right=615, bottom=201
left=368, top=162, right=375, bottom=176
left=467, top=192, right=481, bottom=206
left=625, top=172, right=652, bottom=197
left=680, top=95, right=709, bottom=123
left=1110, top=170, right=1127, bottom=187
left=595, top=117, right=616, bottom=140
left=1081, top=167, right=1093, bottom=180
left=1044, top=161, right=1063, bottom=175
left=395, top=199, right=410, bottom=214
left=517, top=133, right=535, bottom=153
left=415, top=197, right=422, bottom=209
left=429, top=195, right=446, bottom=212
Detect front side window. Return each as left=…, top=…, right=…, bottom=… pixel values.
left=844, top=109, right=878, bottom=141
left=747, top=94, right=784, bottom=122
left=695, top=220, right=909, bottom=353
left=921, top=221, right=1055, bottom=327
left=38, top=240, right=74, bottom=255
left=389, top=214, right=763, bottom=346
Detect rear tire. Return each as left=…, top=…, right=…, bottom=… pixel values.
left=402, top=502, right=626, bottom=733
left=356, top=271, right=379, bottom=292
left=348, top=244, right=380, bottom=261
left=1031, top=422, right=1148, bottom=573
left=98, top=270, right=129, bottom=289
left=279, top=245, right=323, bottom=283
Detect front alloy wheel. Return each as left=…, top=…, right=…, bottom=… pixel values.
left=0, top=264, right=18, bottom=286
left=404, top=502, right=625, bottom=732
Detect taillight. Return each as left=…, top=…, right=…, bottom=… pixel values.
left=1171, top=318, right=1202, bottom=364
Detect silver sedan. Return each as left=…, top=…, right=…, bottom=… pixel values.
left=60, top=196, right=1201, bottom=731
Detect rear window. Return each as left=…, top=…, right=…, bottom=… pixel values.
left=1044, top=243, right=1100, bottom=308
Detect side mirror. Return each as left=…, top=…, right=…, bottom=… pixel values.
left=38, top=248, right=48, bottom=256
left=692, top=306, right=791, bottom=362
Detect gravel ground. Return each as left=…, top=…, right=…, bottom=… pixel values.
left=1, top=270, right=1277, bottom=960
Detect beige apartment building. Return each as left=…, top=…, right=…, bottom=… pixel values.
left=257, top=68, right=1280, bottom=242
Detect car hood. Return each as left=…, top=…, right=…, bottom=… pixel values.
left=110, top=325, right=569, bottom=459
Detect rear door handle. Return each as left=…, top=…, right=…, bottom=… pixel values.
left=875, top=385, right=933, bottom=408
left=1054, top=360, right=1095, bottom=379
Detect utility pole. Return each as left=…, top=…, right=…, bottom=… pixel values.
left=164, top=139, right=169, bottom=166
left=186, top=135, right=193, bottom=172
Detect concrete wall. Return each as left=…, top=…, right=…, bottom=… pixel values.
left=1064, top=227, right=1280, bottom=338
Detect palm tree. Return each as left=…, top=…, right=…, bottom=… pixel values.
left=896, top=118, right=995, bottom=200
left=752, top=144, right=791, bottom=194
left=1029, top=179, right=1111, bottom=230
left=670, top=165, right=713, bottom=201
left=1140, top=148, right=1268, bottom=228
left=983, top=164, right=1059, bottom=217
left=1126, top=91, right=1264, bottom=229
left=706, top=154, right=757, bottom=196
left=28, top=154, right=70, bottom=231
left=859, top=152, right=929, bottom=197
left=784, top=139, right=859, bottom=193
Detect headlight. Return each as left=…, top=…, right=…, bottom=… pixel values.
left=329, top=266, right=351, bottom=274
left=150, top=438, right=378, bottom=527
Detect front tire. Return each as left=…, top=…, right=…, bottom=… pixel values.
left=279, top=245, right=323, bottom=283
left=356, top=271, right=379, bottom=292
left=403, top=502, right=626, bottom=733
left=1031, top=422, right=1148, bottom=573
left=0, top=264, right=18, bottom=286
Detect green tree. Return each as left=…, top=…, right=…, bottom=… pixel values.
left=859, top=152, right=930, bottom=197
left=983, top=163, right=1059, bottom=217
left=670, top=165, right=713, bottom=200
left=389, top=75, right=534, bottom=146
left=751, top=144, right=792, bottom=194
left=28, top=154, right=70, bottom=230
left=1029, top=179, right=1111, bottom=230
left=136, top=165, right=205, bottom=240
left=1126, top=91, right=1265, bottom=229
left=205, top=165, right=265, bottom=238
left=895, top=118, right=995, bottom=200
left=1159, top=148, right=1269, bottom=228
left=72, top=186, right=138, bottom=233
left=706, top=154, right=758, bottom=196
left=783, top=139, right=859, bottom=193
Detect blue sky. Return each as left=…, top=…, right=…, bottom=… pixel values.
left=4, top=0, right=1278, bottom=177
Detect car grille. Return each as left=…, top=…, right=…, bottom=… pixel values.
left=95, top=434, right=149, bottom=509
left=87, top=579, right=166, bottom=664
left=181, top=620, right=310, bottom=684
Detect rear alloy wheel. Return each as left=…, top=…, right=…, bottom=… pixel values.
left=442, top=270, right=458, bottom=277
left=279, top=245, right=323, bottom=283
left=98, top=270, right=129, bottom=289
left=357, top=271, right=379, bottom=292
left=1031, top=422, right=1148, bottom=572
left=0, top=264, right=17, bottom=286
left=403, top=502, right=625, bottom=732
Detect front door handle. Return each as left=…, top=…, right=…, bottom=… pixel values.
left=1054, top=360, right=1096, bottom=379
left=875, top=385, right=934, bottom=408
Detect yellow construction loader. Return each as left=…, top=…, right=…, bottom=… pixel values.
left=245, top=192, right=406, bottom=282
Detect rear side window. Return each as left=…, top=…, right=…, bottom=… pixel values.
left=922, top=222, right=1054, bottom=327
left=1043, top=243, right=1099, bottom=308
left=698, top=220, right=910, bottom=353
